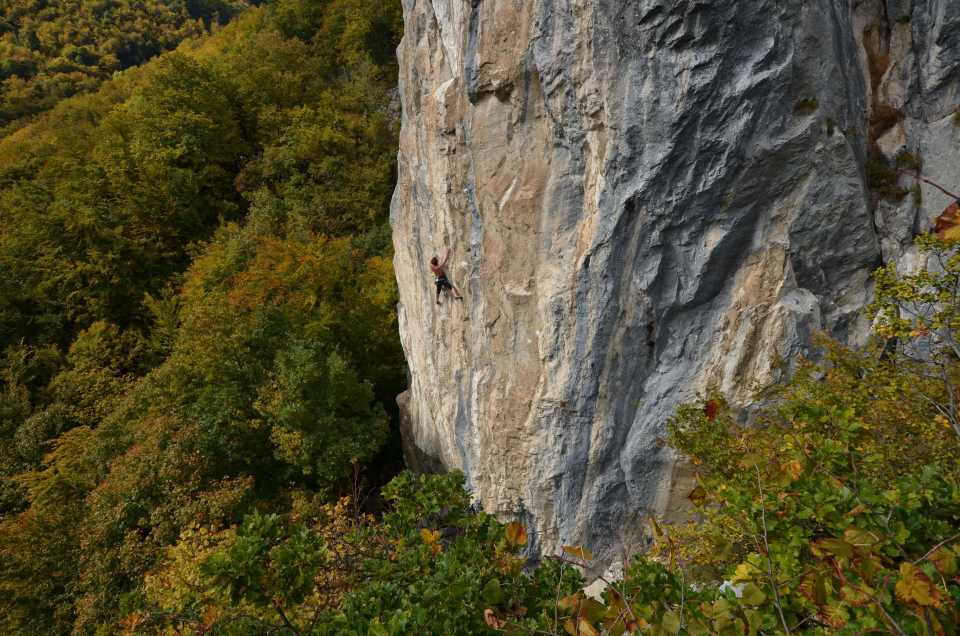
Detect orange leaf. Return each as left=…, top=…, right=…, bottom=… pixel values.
left=935, top=201, right=960, bottom=240
left=420, top=528, right=442, bottom=554
left=783, top=459, right=803, bottom=481
left=505, top=521, right=527, bottom=547
left=929, top=547, right=958, bottom=577
left=562, top=545, right=593, bottom=561
left=577, top=618, right=601, bottom=636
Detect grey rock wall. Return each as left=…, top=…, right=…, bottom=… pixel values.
left=391, top=0, right=960, bottom=565
left=859, top=0, right=960, bottom=268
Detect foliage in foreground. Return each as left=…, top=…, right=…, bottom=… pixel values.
left=124, top=471, right=581, bottom=636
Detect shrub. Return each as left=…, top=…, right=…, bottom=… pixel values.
left=793, top=98, right=819, bottom=116
left=867, top=156, right=909, bottom=201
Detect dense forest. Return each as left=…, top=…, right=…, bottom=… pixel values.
left=0, top=1, right=958, bottom=634
left=0, top=0, right=407, bottom=630
left=0, top=0, right=262, bottom=133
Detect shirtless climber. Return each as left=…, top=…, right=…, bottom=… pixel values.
left=430, top=248, right=462, bottom=305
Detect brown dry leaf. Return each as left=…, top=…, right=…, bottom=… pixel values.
left=687, top=485, right=708, bottom=507
left=821, top=603, right=848, bottom=630
left=704, top=399, right=721, bottom=421
left=118, top=612, right=147, bottom=636
left=484, top=608, right=501, bottom=629
left=557, top=593, right=583, bottom=611
left=201, top=606, right=222, bottom=629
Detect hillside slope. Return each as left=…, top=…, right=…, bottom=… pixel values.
left=0, top=1, right=405, bottom=631
left=0, top=0, right=262, bottom=133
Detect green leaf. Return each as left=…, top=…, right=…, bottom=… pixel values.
left=482, top=578, right=504, bottom=605
left=368, top=619, right=390, bottom=636
left=812, top=538, right=853, bottom=559
left=580, top=597, right=606, bottom=623
left=843, top=527, right=880, bottom=548
left=661, top=609, right=681, bottom=634
left=686, top=620, right=712, bottom=636
left=814, top=573, right=828, bottom=606
left=739, top=582, right=766, bottom=607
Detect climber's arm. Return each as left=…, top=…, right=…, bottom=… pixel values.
left=440, top=247, right=451, bottom=267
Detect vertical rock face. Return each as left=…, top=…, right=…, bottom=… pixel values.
left=857, top=0, right=960, bottom=268
left=391, top=0, right=960, bottom=564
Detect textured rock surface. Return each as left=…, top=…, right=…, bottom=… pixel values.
left=860, top=0, right=960, bottom=268
left=391, top=0, right=960, bottom=564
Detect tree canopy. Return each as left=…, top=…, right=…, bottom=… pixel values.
left=0, top=0, right=262, bottom=133
left=0, top=1, right=406, bottom=631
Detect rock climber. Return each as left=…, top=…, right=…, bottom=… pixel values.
left=430, top=248, right=462, bottom=305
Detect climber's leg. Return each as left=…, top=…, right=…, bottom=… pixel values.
left=441, top=278, right=459, bottom=300
left=436, top=275, right=458, bottom=304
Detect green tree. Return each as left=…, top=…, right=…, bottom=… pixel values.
left=0, top=0, right=256, bottom=132
left=871, top=234, right=960, bottom=440
left=0, top=1, right=406, bottom=631
left=134, top=472, right=580, bottom=636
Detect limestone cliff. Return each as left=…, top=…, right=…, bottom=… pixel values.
left=391, top=0, right=960, bottom=564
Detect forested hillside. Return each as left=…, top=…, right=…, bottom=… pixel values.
left=0, top=0, right=406, bottom=631
left=0, top=0, right=261, bottom=133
